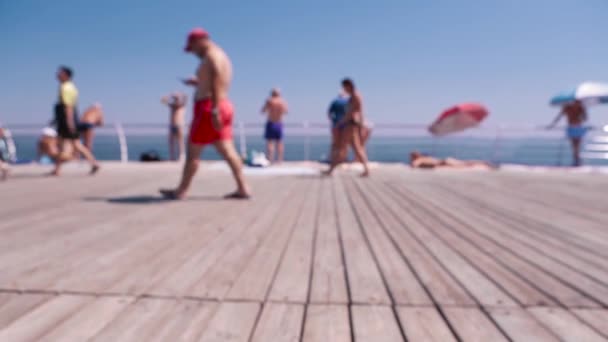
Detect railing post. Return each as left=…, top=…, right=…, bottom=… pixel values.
left=239, top=121, right=247, bottom=158
left=303, top=121, right=310, bottom=161
left=115, top=122, right=128, bottom=163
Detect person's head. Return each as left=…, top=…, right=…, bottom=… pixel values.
left=56, top=66, right=73, bottom=83
left=341, top=78, right=355, bottom=95
left=271, top=88, right=280, bottom=98
left=410, top=151, right=422, bottom=162
left=184, top=28, right=212, bottom=58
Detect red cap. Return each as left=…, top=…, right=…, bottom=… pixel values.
left=184, top=28, right=210, bottom=52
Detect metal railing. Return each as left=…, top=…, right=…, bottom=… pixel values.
left=5, top=121, right=608, bottom=166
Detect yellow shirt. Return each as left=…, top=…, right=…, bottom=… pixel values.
left=59, top=81, right=78, bottom=107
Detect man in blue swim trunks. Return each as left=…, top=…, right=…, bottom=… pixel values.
left=328, top=92, right=349, bottom=162
left=548, top=100, right=588, bottom=166
left=261, top=88, right=288, bottom=163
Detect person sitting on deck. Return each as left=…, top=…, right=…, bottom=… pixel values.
left=37, top=127, right=61, bottom=163
left=410, top=151, right=497, bottom=170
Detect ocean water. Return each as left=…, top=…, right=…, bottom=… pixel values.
left=9, top=133, right=607, bottom=167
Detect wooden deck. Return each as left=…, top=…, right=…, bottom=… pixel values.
left=1, top=162, right=607, bottom=341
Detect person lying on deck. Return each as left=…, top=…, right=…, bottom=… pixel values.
left=409, top=151, right=497, bottom=170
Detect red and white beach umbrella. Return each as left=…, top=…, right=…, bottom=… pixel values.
left=429, top=103, right=489, bottom=136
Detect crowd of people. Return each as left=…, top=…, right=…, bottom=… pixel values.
left=0, top=27, right=594, bottom=188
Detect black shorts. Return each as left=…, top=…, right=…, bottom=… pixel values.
left=55, top=104, right=80, bottom=139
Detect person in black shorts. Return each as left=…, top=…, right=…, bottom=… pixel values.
left=52, top=66, right=99, bottom=176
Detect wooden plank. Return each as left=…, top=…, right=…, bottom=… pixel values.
left=267, top=181, right=319, bottom=303
left=430, top=182, right=608, bottom=284
left=397, top=307, right=457, bottom=342
left=529, top=307, right=607, bottom=342
left=0, top=295, right=89, bottom=341
left=47, top=176, right=254, bottom=295
left=0, top=294, right=51, bottom=330
left=401, top=183, right=600, bottom=308
left=41, top=296, right=134, bottom=341
left=226, top=181, right=311, bottom=301
left=443, top=307, right=509, bottom=342
left=198, top=302, right=261, bottom=342
left=390, top=185, right=557, bottom=307
left=351, top=305, right=403, bottom=341
left=346, top=178, right=431, bottom=305
left=571, top=309, right=608, bottom=338
left=189, top=182, right=302, bottom=299
left=332, top=177, right=391, bottom=304
left=89, top=298, right=178, bottom=341
left=309, top=181, right=349, bottom=304
left=359, top=179, right=475, bottom=306
left=146, top=300, right=218, bottom=342
left=372, top=181, right=515, bottom=307
left=488, top=307, right=560, bottom=342
left=302, top=304, right=351, bottom=342
left=147, top=179, right=291, bottom=297
left=417, top=182, right=608, bottom=305
left=445, top=181, right=608, bottom=248
left=250, top=303, right=304, bottom=342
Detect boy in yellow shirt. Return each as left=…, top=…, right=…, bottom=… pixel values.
left=52, top=66, right=99, bottom=176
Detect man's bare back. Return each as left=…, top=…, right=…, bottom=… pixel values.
left=80, top=104, right=104, bottom=126
left=263, top=94, right=288, bottom=123
left=563, top=102, right=586, bottom=125
left=195, top=44, right=232, bottom=101
left=164, top=94, right=187, bottom=127
left=347, top=91, right=364, bottom=124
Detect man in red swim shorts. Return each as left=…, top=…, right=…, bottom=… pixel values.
left=160, top=28, right=251, bottom=199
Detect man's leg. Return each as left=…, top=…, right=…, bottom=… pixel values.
left=266, top=140, right=275, bottom=162
left=177, top=128, right=185, bottom=161
left=83, top=130, right=94, bottom=151
left=277, top=140, right=284, bottom=163
left=324, top=130, right=348, bottom=175
left=349, top=126, right=370, bottom=177
left=571, top=138, right=582, bottom=166
left=169, top=133, right=176, bottom=161
left=52, top=138, right=68, bottom=176
left=329, top=128, right=338, bottom=162
left=73, top=140, right=100, bottom=174
left=161, top=142, right=204, bottom=199
left=214, top=139, right=250, bottom=197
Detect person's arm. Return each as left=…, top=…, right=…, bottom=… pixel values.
left=182, top=76, right=199, bottom=87
left=207, top=57, right=222, bottom=130
left=261, top=100, right=269, bottom=115
left=547, top=111, right=563, bottom=129
left=65, top=106, right=76, bottom=133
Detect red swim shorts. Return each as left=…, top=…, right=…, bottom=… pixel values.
left=189, top=98, right=234, bottom=145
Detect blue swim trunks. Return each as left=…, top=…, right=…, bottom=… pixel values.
left=566, top=125, right=588, bottom=139
left=264, top=121, right=283, bottom=141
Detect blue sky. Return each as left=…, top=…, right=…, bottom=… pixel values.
left=1, top=0, right=607, bottom=126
